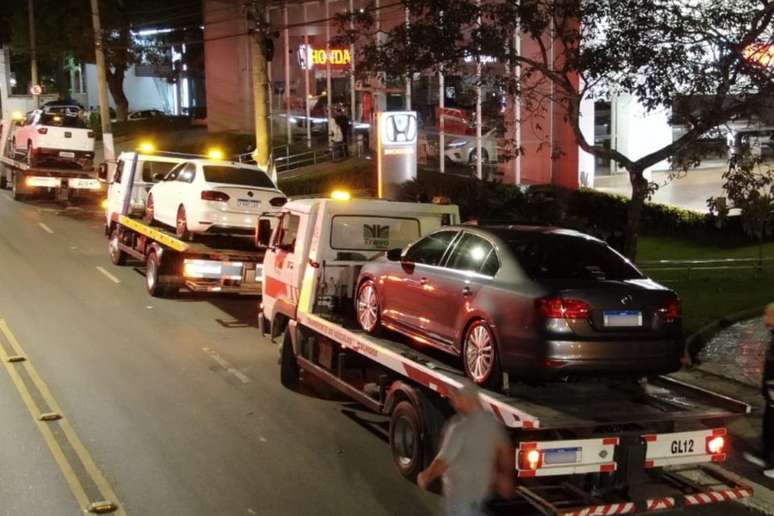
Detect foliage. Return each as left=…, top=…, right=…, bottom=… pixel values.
left=337, top=0, right=774, bottom=258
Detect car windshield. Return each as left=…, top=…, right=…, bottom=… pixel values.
left=504, top=232, right=643, bottom=281
left=203, top=165, right=275, bottom=188
left=142, top=161, right=179, bottom=183
left=40, top=113, right=87, bottom=128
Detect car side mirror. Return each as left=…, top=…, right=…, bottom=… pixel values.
left=255, top=217, right=273, bottom=248
left=97, top=162, right=109, bottom=183
left=386, top=248, right=403, bottom=261
left=152, top=172, right=165, bottom=182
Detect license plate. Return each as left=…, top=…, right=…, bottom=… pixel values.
left=59, top=151, right=75, bottom=158
left=603, top=310, right=642, bottom=327
left=64, top=132, right=72, bottom=138
left=670, top=438, right=695, bottom=455
left=68, top=178, right=99, bottom=189
left=237, top=199, right=261, bottom=208
left=543, top=447, right=581, bottom=465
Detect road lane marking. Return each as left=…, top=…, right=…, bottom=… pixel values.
left=202, top=347, right=252, bottom=384
left=96, top=266, right=121, bottom=284
left=0, top=320, right=127, bottom=515
left=38, top=222, right=54, bottom=234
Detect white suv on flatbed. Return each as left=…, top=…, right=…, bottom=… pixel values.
left=12, top=110, right=95, bottom=170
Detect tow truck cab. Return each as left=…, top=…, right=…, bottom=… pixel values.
left=261, top=197, right=460, bottom=336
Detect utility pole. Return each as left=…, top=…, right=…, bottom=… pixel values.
left=27, top=0, right=39, bottom=108
left=90, top=0, right=115, bottom=162
left=248, top=0, right=272, bottom=171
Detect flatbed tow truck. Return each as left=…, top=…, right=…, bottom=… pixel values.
left=260, top=196, right=753, bottom=515
left=0, top=117, right=101, bottom=202
left=100, top=149, right=267, bottom=297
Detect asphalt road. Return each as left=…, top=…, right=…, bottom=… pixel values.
left=0, top=190, right=766, bottom=516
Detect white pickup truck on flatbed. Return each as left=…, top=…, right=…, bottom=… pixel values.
left=0, top=116, right=101, bottom=202
left=259, top=196, right=753, bottom=515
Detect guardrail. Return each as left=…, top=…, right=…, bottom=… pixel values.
left=638, top=256, right=773, bottom=278
left=235, top=143, right=350, bottom=173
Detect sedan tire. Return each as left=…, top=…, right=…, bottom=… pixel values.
left=144, top=194, right=155, bottom=225
left=356, top=279, right=381, bottom=335
left=462, top=320, right=501, bottom=390
left=175, top=205, right=193, bottom=241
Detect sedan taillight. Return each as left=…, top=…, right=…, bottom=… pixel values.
left=658, top=297, right=681, bottom=323
left=269, top=196, right=287, bottom=207
left=536, top=297, right=591, bottom=319
left=37, top=127, right=48, bottom=134
left=201, top=190, right=230, bottom=202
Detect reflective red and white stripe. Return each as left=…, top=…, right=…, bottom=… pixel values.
left=560, top=502, right=635, bottom=516
left=684, top=487, right=752, bottom=506
left=646, top=497, right=675, bottom=511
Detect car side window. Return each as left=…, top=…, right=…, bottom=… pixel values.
left=177, top=163, right=196, bottom=183
left=273, top=213, right=300, bottom=252
left=446, top=233, right=495, bottom=274
left=481, top=250, right=500, bottom=277
left=403, top=230, right=458, bottom=266
left=164, top=163, right=184, bottom=181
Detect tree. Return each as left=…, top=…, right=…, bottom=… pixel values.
left=6, top=0, right=198, bottom=120
left=709, top=153, right=774, bottom=269
left=339, top=0, right=774, bottom=258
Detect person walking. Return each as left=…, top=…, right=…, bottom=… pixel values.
left=417, top=380, right=513, bottom=516
left=744, top=303, right=774, bottom=478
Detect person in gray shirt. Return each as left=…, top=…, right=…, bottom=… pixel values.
left=417, top=380, right=513, bottom=516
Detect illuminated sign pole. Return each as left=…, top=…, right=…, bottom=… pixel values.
left=350, top=0, right=356, bottom=146
left=303, top=3, right=311, bottom=148
left=377, top=111, right=418, bottom=199
left=326, top=0, right=333, bottom=147
left=284, top=4, right=292, bottom=145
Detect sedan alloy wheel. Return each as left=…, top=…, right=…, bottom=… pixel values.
left=356, top=281, right=379, bottom=333
left=463, top=321, right=498, bottom=386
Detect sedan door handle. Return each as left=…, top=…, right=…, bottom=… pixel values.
left=462, top=286, right=472, bottom=296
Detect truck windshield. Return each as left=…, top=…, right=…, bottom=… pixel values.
left=203, top=166, right=275, bottom=188
left=40, top=114, right=87, bottom=129
left=505, top=233, right=643, bottom=281
left=141, top=161, right=179, bottom=183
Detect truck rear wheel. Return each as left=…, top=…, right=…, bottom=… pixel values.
left=109, top=228, right=128, bottom=265
left=389, top=401, right=424, bottom=480
left=0, top=169, right=6, bottom=189
left=11, top=173, right=26, bottom=201
left=145, top=249, right=169, bottom=297
left=280, top=330, right=299, bottom=388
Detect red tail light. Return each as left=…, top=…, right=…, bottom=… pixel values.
left=88, top=131, right=95, bottom=138
left=518, top=448, right=543, bottom=471
left=658, top=297, right=681, bottom=323
left=536, top=298, right=591, bottom=319
left=705, top=429, right=727, bottom=457
left=201, top=190, right=230, bottom=202
left=37, top=127, right=48, bottom=134
left=269, top=196, right=288, bottom=207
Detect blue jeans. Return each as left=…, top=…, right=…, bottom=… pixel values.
left=446, top=500, right=483, bottom=516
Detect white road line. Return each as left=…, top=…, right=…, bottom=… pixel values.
left=95, top=266, right=121, bottom=284
left=37, top=222, right=54, bottom=234
left=202, top=347, right=252, bottom=384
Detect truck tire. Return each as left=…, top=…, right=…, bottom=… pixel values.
left=108, top=228, right=128, bottom=265
left=145, top=249, right=168, bottom=297
left=280, top=330, right=299, bottom=389
left=0, top=170, right=6, bottom=190
left=389, top=401, right=425, bottom=480
left=11, top=172, right=26, bottom=201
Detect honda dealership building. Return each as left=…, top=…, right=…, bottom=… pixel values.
left=204, top=0, right=681, bottom=190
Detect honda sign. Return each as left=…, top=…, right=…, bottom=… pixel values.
left=377, top=111, right=418, bottom=199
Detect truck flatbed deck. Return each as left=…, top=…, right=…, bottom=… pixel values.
left=304, top=311, right=750, bottom=431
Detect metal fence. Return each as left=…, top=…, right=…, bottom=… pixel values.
left=235, top=143, right=352, bottom=174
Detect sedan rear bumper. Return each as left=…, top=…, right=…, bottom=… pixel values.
left=501, top=338, right=683, bottom=378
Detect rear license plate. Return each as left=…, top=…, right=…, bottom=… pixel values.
left=543, top=447, right=581, bottom=465
left=64, top=132, right=72, bottom=138
left=603, top=310, right=642, bottom=327
left=59, top=151, right=75, bottom=158
left=237, top=199, right=261, bottom=208
left=68, top=178, right=99, bottom=189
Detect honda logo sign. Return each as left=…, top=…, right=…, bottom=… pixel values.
left=380, top=112, right=417, bottom=146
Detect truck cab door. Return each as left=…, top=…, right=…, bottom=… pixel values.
left=263, top=210, right=305, bottom=322
left=106, top=159, right=126, bottom=225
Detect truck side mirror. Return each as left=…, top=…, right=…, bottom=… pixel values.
left=386, top=248, right=403, bottom=261
left=97, top=162, right=109, bottom=183
left=255, top=218, right=273, bottom=248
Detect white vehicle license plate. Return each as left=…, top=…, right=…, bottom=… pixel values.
left=68, top=178, right=99, bottom=189
left=59, top=151, right=76, bottom=158
left=237, top=199, right=261, bottom=208
left=603, top=310, right=642, bottom=327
